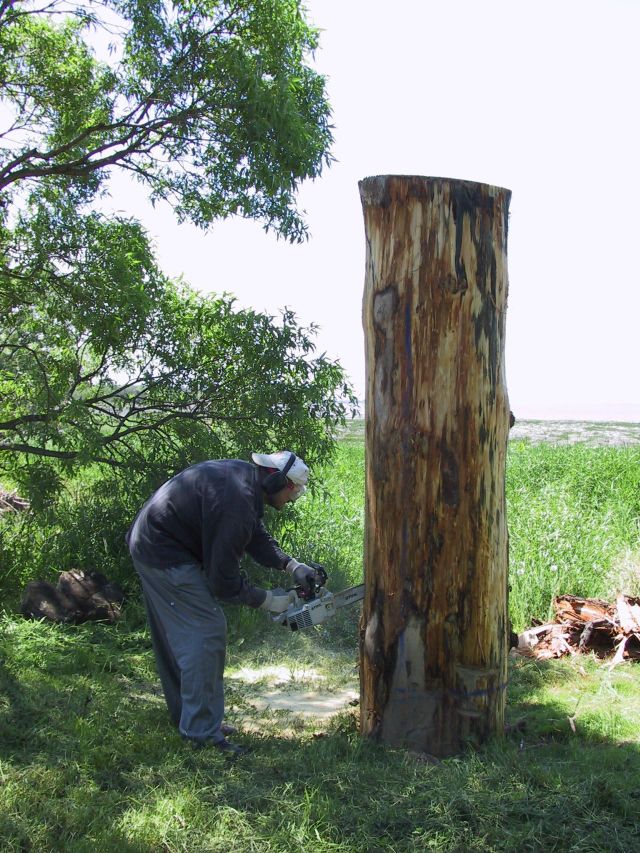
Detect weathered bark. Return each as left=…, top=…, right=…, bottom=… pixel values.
left=517, top=594, right=640, bottom=662
left=359, top=175, right=511, bottom=757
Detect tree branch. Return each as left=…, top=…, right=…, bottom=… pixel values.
left=0, top=440, right=124, bottom=466
left=0, top=101, right=204, bottom=191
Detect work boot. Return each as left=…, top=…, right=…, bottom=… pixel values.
left=220, top=722, right=238, bottom=736
left=188, top=737, right=250, bottom=756
left=212, top=738, right=251, bottom=757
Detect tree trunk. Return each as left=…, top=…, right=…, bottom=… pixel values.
left=359, top=175, right=511, bottom=757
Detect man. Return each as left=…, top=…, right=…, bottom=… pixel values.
left=126, top=450, right=318, bottom=755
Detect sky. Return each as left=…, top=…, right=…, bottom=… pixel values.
left=107, top=0, right=640, bottom=422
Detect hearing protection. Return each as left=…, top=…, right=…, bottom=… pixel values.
left=262, top=452, right=297, bottom=495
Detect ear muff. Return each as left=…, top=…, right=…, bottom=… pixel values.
left=262, top=452, right=297, bottom=495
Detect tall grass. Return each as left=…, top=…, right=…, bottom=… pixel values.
left=1, top=430, right=638, bottom=634
left=507, top=441, right=640, bottom=629
left=273, top=433, right=640, bottom=632
left=272, top=442, right=365, bottom=589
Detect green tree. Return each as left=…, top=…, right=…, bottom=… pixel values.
left=0, top=0, right=332, bottom=242
left=0, top=0, right=355, bottom=500
left=2, top=277, right=355, bottom=503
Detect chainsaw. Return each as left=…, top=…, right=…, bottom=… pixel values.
left=272, top=562, right=364, bottom=631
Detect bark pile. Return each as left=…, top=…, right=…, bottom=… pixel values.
left=517, top=594, right=640, bottom=665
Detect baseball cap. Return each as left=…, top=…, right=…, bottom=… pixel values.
left=251, top=450, right=310, bottom=487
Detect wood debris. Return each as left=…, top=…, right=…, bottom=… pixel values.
left=516, top=594, right=640, bottom=665
left=21, top=570, right=124, bottom=624
left=0, top=489, right=29, bottom=513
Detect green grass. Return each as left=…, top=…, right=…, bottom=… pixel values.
left=1, top=610, right=640, bottom=853
left=1, top=424, right=640, bottom=851
left=506, top=441, right=640, bottom=629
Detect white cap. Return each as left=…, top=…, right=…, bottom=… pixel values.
left=251, top=450, right=310, bottom=487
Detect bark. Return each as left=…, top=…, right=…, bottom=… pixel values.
left=359, top=175, right=511, bottom=757
left=517, top=594, right=640, bottom=662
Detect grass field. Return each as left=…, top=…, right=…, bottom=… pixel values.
left=1, top=423, right=640, bottom=852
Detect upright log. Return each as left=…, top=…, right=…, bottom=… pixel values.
left=359, top=175, right=511, bottom=757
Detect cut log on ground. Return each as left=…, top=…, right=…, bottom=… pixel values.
left=21, top=570, right=124, bottom=624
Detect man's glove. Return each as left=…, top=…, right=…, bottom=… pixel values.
left=260, top=588, right=296, bottom=614
left=286, top=558, right=317, bottom=593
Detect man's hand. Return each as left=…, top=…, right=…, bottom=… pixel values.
left=286, top=558, right=317, bottom=593
left=260, top=588, right=296, bottom=614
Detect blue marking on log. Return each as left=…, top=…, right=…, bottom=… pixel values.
left=392, top=681, right=508, bottom=700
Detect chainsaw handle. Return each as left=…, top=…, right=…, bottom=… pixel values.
left=309, top=561, right=328, bottom=587
left=294, top=561, right=328, bottom=601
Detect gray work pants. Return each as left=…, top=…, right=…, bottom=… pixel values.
left=133, top=560, right=227, bottom=744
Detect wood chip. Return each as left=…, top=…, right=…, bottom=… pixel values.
left=616, top=595, right=640, bottom=634
left=608, top=636, right=629, bottom=670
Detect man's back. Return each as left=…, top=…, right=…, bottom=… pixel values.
left=127, top=459, right=257, bottom=569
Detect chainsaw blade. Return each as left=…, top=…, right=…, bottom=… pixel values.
left=331, top=584, right=365, bottom=610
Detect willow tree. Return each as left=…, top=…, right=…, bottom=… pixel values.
left=1, top=1, right=353, bottom=501
left=359, top=175, right=511, bottom=757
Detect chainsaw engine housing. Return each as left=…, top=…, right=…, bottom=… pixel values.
left=285, top=591, right=335, bottom=631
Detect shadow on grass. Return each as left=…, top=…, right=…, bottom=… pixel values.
left=2, top=628, right=640, bottom=852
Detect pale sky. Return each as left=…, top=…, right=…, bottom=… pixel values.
left=107, top=0, right=640, bottom=421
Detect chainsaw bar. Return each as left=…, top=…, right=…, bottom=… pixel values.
left=331, top=584, right=365, bottom=610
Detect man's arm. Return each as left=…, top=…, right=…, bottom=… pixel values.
left=204, top=512, right=267, bottom=608
left=246, top=519, right=318, bottom=593
left=245, top=519, right=291, bottom=569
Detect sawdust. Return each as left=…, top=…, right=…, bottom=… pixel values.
left=227, top=664, right=358, bottom=734
left=228, top=665, right=326, bottom=685
left=244, top=687, right=358, bottom=719
left=123, top=667, right=359, bottom=738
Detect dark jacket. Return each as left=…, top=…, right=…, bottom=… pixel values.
left=126, top=460, right=290, bottom=607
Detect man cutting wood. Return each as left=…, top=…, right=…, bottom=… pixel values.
left=126, top=450, right=317, bottom=755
